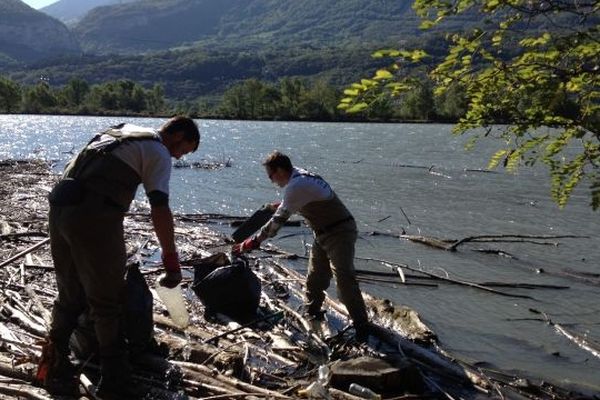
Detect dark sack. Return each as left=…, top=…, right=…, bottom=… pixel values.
left=192, top=253, right=261, bottom=323
left=70, top=265, right=154, bottom=359
left=123, top=264, right=154, bottom=355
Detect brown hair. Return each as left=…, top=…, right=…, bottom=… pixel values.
left=262, top=151, right=293, bottom=172
left=160, top=116, right=200, bottom=151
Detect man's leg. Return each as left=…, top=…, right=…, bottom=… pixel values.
left=66, top=207, right=142, bottom=399
left=305, top=239, right=333, bottom=317
left=41, top=206, right=84, bottom=395
left=322, top=230, right=369, bottom=327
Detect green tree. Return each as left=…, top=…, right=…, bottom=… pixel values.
left=22, top=82, right=58, bottom=113
left=396, top=78, right=435, bottom=121
left=278, top=77, right=307, bottom=119
left=146, top=84, right=166, bottom=115
left=60, top=78, right=90, bottom=109
left=0, top=76, right=21, bottom=113
left=220, top=79, right=278, bottom=119
left=299, top=79, right=339, bottom=120
left=434, top=82, right=468, bottom=121
left=220, top=83, right=250, bottom=119
left=87, top=80, right=148, bottom=113
left=340, top=0, right=600, bottom=209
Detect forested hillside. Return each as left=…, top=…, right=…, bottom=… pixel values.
left=72, top=0, right=436, bottom=53
left=0, top=0, right=80, bottom=67
left=1, top=0, right=474, bottom=112
left=42, top=0, right=137, bottom=25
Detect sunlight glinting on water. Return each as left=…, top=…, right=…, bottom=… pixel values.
left=1, top=114, right=599, bottom=393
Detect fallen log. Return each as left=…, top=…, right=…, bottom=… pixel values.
left=0, top=238, right=50, bottom=269
left=0, top=383, right=51, bottom=400
left=531, top=308, right=600, bottom=361
left=446, top=234, right=587, bottom=251
left=173, top=361, right=291, bottom=398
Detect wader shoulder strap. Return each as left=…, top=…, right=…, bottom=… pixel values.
left=65, top=124, right=160, bottom=179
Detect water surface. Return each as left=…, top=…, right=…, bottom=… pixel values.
left=1, top=115, right=598, bottom=393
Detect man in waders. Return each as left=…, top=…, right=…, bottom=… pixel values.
left=38, top=116, right=200, bottom=399
left=233, top=151, right=372, bottom=340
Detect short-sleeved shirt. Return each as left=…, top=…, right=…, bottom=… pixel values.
left=95, top=124, right=172, bottom=196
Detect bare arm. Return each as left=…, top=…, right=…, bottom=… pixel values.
left=151, top=205, right=176, bottom=254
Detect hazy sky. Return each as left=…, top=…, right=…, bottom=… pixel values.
left=22, top=0, right=57, bottom=9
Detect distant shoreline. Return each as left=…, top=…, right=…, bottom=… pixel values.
left=1, top=112, right=459, bottom=125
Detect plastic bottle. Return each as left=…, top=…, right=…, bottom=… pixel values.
left=317, top=365, right=330, bottom=384
left=348, top=383, right=381, bottom=400
left=297, top=365, right=331, bottom=399
left=155, top=279, right=190, bottom=329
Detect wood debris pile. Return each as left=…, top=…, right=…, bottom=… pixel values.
left=0, top=160, right=595, bottom=400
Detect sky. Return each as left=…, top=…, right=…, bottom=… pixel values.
left=22, top=0, right=57, bottom=9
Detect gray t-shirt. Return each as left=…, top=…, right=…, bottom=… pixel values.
left=97, top=124, right=172, bottom=196
left=258, top=167, right=333, bottom=239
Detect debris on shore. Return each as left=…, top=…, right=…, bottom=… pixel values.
left=0, top=159, right=595, bottom=400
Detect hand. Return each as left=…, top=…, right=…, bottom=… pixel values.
left=264, top=201, right=281, bottom=212
left=158, top=271, right=182, bottom=288
left=162, top=252, right=180, bottom=273
left=232, top=237, right=260, bottom=256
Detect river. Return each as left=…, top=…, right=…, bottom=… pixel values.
left=1, top=114, right=599, bottom=393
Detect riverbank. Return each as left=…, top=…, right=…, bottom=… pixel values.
left=0, top=159, right=595, bottom=400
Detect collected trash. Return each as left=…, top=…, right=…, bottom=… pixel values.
left=348, top=383, right=381, bottom=400
left=298, top=364, right=331, bottom=399
left=192, top=254, right=261, bottom=323
left=155, top=278, right=190, bottom=329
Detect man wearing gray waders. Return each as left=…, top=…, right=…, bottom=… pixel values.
left=38, top=116, right=199, bottom=399
left=233, top=151, right=372, bottom=340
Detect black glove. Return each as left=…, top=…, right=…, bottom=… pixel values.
left=158, top=271, right=182, bottom=289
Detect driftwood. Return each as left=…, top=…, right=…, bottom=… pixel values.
left=0, top=232, right=48, bottom=241
left=1, top=160, right=597, bottom=400
left=530, top=308, right=600, bottom=361
left=389, top=233, right=587, bottom=252
left=446, top=234, right=588, bottom=251
left=0, top=238, right=50, bottom=269
left=381, top=261, right=534, bottom=300
left=366, top=232, right=587, bottom=253
left=353, top=256, right=536, bottom=300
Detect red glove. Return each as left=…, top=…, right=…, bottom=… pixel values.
left=162, top=252, right=181, bottom=273
left=232, top=237, right=260, bottom=255
left=265, top=201, right=281, bottom=211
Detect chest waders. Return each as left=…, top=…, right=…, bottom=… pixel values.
left=47, top=125, right=161, bottom=399
left=296, top=174, right=369, bottom=328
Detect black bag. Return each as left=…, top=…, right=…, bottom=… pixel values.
left=192, top=254, right=261, bottom=323
left=69, top=265, right=155, bottom=359
left=231, top=205, right=274, bottom=243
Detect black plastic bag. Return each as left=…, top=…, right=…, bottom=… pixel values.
left=192, top=254, right=261, bottom=323
left=69, top=264, right=155, bottom=359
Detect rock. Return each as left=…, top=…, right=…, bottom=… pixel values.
left=330, top=356, right=424, bottom=394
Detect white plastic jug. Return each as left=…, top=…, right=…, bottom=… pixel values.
left=155, top=280, right=190, bottom=329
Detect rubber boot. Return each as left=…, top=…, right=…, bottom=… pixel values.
left=36, top=338, right=79, bottom=396
left=301, top=308, right=330, bottom=337
left=96, top=355, right=147, bottom=400
left=354, top=321, right=376, bottom=343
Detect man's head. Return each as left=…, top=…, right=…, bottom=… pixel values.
left=262, top=151, right=293, bottom=187
left=159, top=116, right=200, bottom=159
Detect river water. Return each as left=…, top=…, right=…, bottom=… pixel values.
left=1, top=115, right=599, bottom=393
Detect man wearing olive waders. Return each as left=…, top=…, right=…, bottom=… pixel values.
left=38, top=116, right=200, bottom=399
left=233, top=151, right=372, bottom=341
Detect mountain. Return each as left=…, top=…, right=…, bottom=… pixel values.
left=73, top=0, right=430, bottom=53
left=2, top=0, right=475, bottom=101
left=41, top=0, right=138, bottom=25
left=0, top=0, right=81, bottom=65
